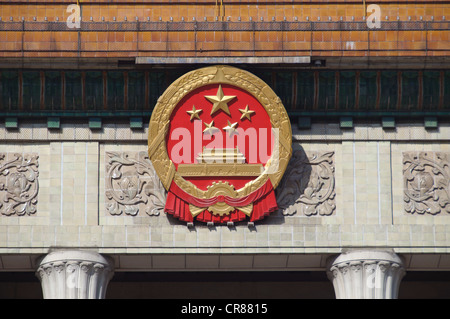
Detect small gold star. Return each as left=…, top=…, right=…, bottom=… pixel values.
left=203, top=120, right=219, bottom=136
left=186, top=105, right=202, bottom=121
left=204, top=85, right=236, bottom=116
left=223, top=120, right=239, bottom=137
left=239, top=105, right=255, bottom=121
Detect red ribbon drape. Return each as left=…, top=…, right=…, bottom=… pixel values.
left=164, top=179, right=278, bottom=223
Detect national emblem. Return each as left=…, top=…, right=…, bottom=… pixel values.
left=148, top=65, right=292, bottom=224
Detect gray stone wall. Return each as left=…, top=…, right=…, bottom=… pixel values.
left=0, top=123, right=449, bottom=255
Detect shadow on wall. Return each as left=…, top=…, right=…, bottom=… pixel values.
left=274, top=144, right=336, bottom=219
left=165, top=144, right=337, bottom=227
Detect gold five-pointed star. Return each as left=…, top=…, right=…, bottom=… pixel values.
left=204, top=85, right=236, bottom=116
left=203, top=120, right=219, bottom=136
left=239, top=105, right=255, bottom=121
left=223, top=120, right=239, bottom=137
left=186, top=105, right=202, bottom=121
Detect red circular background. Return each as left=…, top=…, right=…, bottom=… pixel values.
left=166, top=83, right=274, bottom=191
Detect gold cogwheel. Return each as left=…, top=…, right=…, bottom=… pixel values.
left=205, top=182, right=238, bottom=216
left=205, top=181, right=238, bottom=198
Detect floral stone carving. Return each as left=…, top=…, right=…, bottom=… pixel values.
left=0, top=153, right=39, bottom=216
left=105, top=151, right=166, bottom=216
left=276, top=149, right=336, bottom=216
left=403, top=151, right=450, bottom=215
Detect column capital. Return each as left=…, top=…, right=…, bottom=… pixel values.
left=36, top=250, right=114, bottom=299
left=326, top=249, right=405, bottom=299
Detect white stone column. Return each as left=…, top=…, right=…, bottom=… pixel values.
left=36, top=250, right=114, bottom=299
left=326, top=249, right=405, bottom=299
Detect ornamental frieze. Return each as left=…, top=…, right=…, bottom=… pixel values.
left=403, top=151, right=450, bottom=215
left=105, top=151, right=166, bottom=216
left=276, top=149, right=336, bottom=216
left=0, top=153, right=39, bottom=216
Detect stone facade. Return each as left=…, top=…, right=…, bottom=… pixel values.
left=0, top=124, right=449, bottom=298
left=1, top=0, right=449, bottom=300
left=0, top=124, right=449, bottom=257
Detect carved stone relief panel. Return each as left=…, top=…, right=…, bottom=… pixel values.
left=0, top=153, right=39, bottom=216
left=403, top=151, right=450, bottom=215
left=105, top=151, right=166, bottom=216
left=276, top=149, right=336, bottom=216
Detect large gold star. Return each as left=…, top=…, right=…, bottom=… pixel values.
left=204, top=85, right=236, bottom=116
left=239, top=105, right=255, bottom=121
left=186, top=105, right=202, bottom=121
left=223, top=120, right=239, bottom=137
left=203, top=120, right=219, bottom=136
